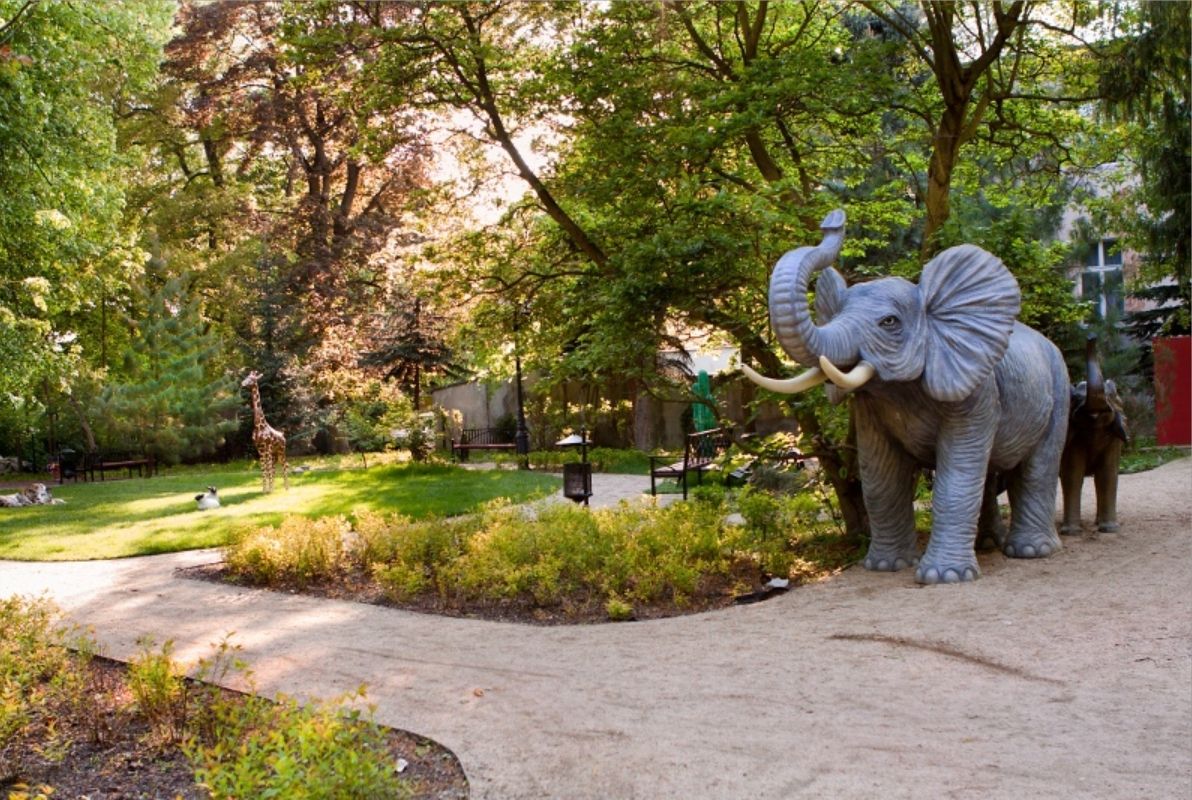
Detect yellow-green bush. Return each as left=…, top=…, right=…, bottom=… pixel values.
left=226, top=516, right=350, bottom=586
left=128, top=638, right=188, bottom=744
left=364, top=493, right=741, bottom=615
left=0, top=596, right=79, bottom=749
left=185, top=687, right=410, bottom=800
left=226, top=477, right=860, bottom=620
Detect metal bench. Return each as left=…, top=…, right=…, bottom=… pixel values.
left=649, top=428, right=732, bottom=500
left=450, top=428, right=517, bottom=462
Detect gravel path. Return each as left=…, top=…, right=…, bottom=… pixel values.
left=2, top=459, right=1189, bottom=799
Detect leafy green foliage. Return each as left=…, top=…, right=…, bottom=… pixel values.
left=0, top=0, right=172, bottom=396
left=0, top=596, right=75, bottom=749
left=186, top=687, right=410, bottom=800
left=1099, top=1, right=1191, bottom=338
left=227, top=516, right=350, bottom=587
left=127, top=637, right=188, bottom=745
left=98, top=263, right=238, bottom=464
left=230, top=481, right=858, bottom=621
left=1, top=600, right=416, bottom=800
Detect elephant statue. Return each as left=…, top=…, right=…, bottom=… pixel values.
left=742, top=209, right=1069, bottom=584
left=1060, top=334, right=1130, bottom=535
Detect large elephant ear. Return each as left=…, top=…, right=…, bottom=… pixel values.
left=814, top=267, right=847, bottom=323
left=919, top=244, right=1020, bottom=402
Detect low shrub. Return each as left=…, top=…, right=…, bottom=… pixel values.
left=128, top=638, right=188, bottom=745
left=448, top=502, right=605, bottom=606
left=223, top=467, right=864, bottom=621
left=358, top=492, right=743, bottom=615
left=226, top=516, right=350, bottom=586
left=367, top=515, right=471, bottom=602
left=0, top=602, right=418, bottom=799
left=0, top=596, right=78, bottom=750
left=186, top=687, right=410, bottom=800
left=735, top=484, right=844, bottom=578
left=604, top=594, right=634, bottom=621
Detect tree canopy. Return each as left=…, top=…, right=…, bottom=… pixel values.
left=0, top=1, right=1182, bottom=523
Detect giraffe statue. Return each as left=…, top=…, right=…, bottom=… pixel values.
left=242, top=371, right=289, bottom=493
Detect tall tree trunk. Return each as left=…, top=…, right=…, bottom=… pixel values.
left=632, top=385, right=656, bottom=452
left=794, top=407, right=867, bottom=544
left=413, top=362, right=421, bottom=411
left=66, top=395, right=98, bottom=454
left=921, top=105, right=965, bottom=258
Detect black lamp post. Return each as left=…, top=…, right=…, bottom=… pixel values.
left=513, top=303, right=530, bottom=469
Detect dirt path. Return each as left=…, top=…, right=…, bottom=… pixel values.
left=2, top=460, right=1189, bottom=799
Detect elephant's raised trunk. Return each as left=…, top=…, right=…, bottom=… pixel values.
left=1085, top=334, right=1109, bottom=412
left=743, top=209, right=873, bottom=396
left=770, top=209, right=846, bottom=368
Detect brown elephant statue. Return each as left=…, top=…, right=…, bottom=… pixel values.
left=1060, top=334, right=1130, bottom=534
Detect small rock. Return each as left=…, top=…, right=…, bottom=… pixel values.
left=395, top=758, right=409, bottom=773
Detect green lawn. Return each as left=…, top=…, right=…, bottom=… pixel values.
left=0, top=462, right=559, bottom=561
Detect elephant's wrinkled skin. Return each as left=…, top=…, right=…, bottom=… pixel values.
left=1060, top=334, right=1130, bottom=534
left=743, top=210, right=1069, bottom=584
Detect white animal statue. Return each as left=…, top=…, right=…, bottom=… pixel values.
left=195, top=486, right=220, bottom=510
left=0, top=483, right=65, bottom=507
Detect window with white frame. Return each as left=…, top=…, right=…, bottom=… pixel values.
left=1081, top=238, right=1124, bottom=320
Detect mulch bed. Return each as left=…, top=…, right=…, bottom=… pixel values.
left=0, top=657, right=469, bottom=800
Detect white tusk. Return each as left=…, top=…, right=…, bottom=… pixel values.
left=818, top=357, right=876, bottom=391
left=741, top=364, right=828, bottom=394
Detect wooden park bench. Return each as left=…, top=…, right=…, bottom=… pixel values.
left=450, top=428, right=517, bottom=462
left=85, top=451, right=157, bottom=481
left=649, top=428, right=732, bottom=500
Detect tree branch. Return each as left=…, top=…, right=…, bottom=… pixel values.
left=0, top=0, right=37, bottom=40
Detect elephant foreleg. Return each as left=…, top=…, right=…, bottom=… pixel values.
left=1004, top=411, right=1066, bottom=559
left=1093, top=442, right=1122, bottom=532
left=916, top=418, right=993, bottom=583
left=856, top=410, right=920, bottom=572
left=1059, top=446, right=1086, bottom=536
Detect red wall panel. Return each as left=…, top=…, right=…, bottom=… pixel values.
left=1154, top=336, right=1191, bottom=446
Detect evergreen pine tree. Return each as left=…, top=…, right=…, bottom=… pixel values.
left=358, top=293, right=465, bottom=410
left=100, top=260, right=238, bottom=464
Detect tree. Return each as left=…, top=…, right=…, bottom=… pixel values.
left=350, top=0, right=878, bottom=531
left=0, top=0, right=172, bottom=396
left=859, top=1, right=1104, bottom=256
left=119, top=1, right=433, bottom=451
left=1099, top=1, right=1191, bottom=340
left=99, top=258, right=238, bottom=464
left=358, top=291, right=464, bottom=410
left=320, top=1, right=1119, bottom=541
